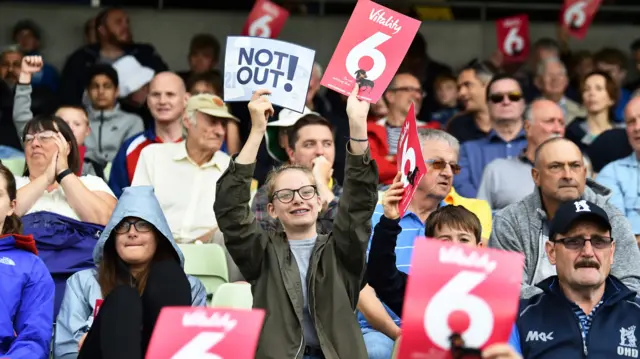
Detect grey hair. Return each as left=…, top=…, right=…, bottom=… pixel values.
left=536, top=56, right=567, bottom=77
left=417, top=128, right=460, bottom=154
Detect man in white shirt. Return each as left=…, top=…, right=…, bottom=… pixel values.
left=132, top=93, right=238, bottom=243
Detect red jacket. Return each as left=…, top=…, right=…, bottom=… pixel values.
left=367, top=117, right=440, bottom=185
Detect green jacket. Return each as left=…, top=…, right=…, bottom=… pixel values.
left=214, top=148, right=379, bottom=359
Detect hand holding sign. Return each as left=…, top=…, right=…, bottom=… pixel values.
left=395, top=103, right=425, bottom=217
left=496, top=15, right=530, bottom=63
left=224, top=36, right=315, bottom=113
left=321, top=0, right=421, bottom=103
left=397, top=240, right=523, bottom=359
left=560, top=0, right=602, bottom=39
left=382, top=172, right=404, bottom=220
left=145, top=307, right=265, bottom=359
left=242, top=0, right=289, bottom=38
left=247, top=89, right=274, bottom=132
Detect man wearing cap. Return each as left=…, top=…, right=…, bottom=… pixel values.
left=132, top=93, right=237, bottom=243
left=490, top=137, right=640, bottom=299
left=252, top=108, right=341, bottom=233
left=513, top=199, right=640, bottom=358
left=81, top=63, right=145, bottom=167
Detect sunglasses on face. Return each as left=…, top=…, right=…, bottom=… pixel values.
left=271, top=185, right=317, bottom=204
left=488, top=91, right=523, bottom=104
left=550, top=235, right=614, bottom=250
left=389, top=86, right=427, bottom=98
left=114, top=219, right=154, bottom=234
left=425, top=159, right=461, bottom=175
left=24, top=130, right=57, bottom=144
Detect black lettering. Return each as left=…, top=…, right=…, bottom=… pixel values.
left=269, top=69, right=284, bottom=87
left=255, top=49, right=272, bottom=66
left=238, top=48, right=254, bottom=66
left=237, top=67, right=252, bottom=85
left=273, top=51, right=289, bottom=70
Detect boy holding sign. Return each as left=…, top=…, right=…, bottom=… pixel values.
left=366, top=173, right=521, bottom=359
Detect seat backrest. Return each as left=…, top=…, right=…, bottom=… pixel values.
left=178, top=243, right=229, bottom=301
left=210, top=282, right=253, bottom=309
left=2, top=157, right=25, bottom=176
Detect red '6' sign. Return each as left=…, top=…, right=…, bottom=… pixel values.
left=396, top=103, right=426, bottom=218
left=495, top=14, right=530, bottom=63
left=241, top=0, right=290, bottom=39
left=398, top=240, right=523, bottom=359
left=320, top=0, right=421, bottom=103
left=145, top=307, right=265, bottom=359
left=560, top=0, right=602, bottom=39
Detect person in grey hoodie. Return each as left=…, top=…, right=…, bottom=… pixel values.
left=489, top=137, right=640, bottom=299
left=53, top=186, right=207, bottom=359
left=82, top=63, right=145, bottom=167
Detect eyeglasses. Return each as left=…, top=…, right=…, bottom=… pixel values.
left=24, top=130, right=57, bottom=144
left=271, top=185, right=317, bottom=203
left=550, top=235, right=614, bottom=250
left=488, top=91, right=523, bottom=104
left=389, top=87, right=426, bottom=98
left=114, top=219, right=154, bottom=234
left=425, top=159, right=461, bottom=175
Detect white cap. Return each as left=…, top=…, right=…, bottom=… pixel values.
left=112, top=55, right=155, bottom=98
left=267, top=107, right=318, bottom=127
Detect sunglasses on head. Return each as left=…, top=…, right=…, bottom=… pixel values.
left=425, top=159, right=461, bottom=175
left=488, top=91, right=522, bottom=104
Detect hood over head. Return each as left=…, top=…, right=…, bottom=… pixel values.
left=92, top=186, right=184, bottom=266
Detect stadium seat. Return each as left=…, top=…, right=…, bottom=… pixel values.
left=210, top=282, right=253, bottom=309
left=177, top=243, right=229, bottom=304
left=2, top=157, right=25, bottom=176
left=103, top=161, right=112, bottom=181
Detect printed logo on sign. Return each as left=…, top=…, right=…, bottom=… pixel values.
left=369, top=8, right=403, bottom=34
left=525, top=331, right=554, bottom=342
left=618, top=326, right=638, bottom=358
left=574, top=200, right=591, bottom=213
left=439, top=246, right=497, bottom=273
left=182, top=310, right=238, bottom=332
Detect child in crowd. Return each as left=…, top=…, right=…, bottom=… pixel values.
left=366, top=173, right=521, bottom=359
left=431, top=74, right=460, bottom=126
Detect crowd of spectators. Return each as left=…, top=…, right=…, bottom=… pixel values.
left=1, top=4, right=640, bottom=359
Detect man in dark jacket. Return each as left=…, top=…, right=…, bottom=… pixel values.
left=59, top=7, right=168, bottom=106
left=515, top=199, right=640, bottom=359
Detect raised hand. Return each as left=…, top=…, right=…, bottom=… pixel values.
left=382, top=172, right=404, bottom=220
left=312, top=155, right=333, bottom=185
left=346, top=84, right=370, bottom=130
left=482, top=343, right=523, bottom=359
left=45, top=149, right=58, bottom=185
left=19, top=56, right=43, bottom=84
left=247, top=89, right=274, bottom=133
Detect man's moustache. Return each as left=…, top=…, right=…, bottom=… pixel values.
left=575, top=260, right=600, bottom=269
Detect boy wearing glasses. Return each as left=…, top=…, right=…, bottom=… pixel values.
left=515, top=199, right=640, bottom=358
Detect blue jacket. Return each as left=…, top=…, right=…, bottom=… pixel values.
left=54, top=186, right=207, bottom=359
left=0, top=234, right=55, bottom=359
left=516, top=275, right=640, bottom=359
left=596, top=153, right=640, bottom=235
left=21, top=211, right=103, bottom=318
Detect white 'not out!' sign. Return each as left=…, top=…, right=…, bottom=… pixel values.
left=224, top=36, right=315, bottom=113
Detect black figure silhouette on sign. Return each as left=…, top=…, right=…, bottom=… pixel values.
left=354, top=69, right=375, bottom=92
left=406, top=167, right=420, bottom=186
left=449, top=333, right=482, bottom=359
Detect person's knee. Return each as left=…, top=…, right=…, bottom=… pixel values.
left=363, top=330, right=394, bottom=359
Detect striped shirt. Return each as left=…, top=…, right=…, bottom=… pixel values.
left=386, top=125, right=402, bottom=156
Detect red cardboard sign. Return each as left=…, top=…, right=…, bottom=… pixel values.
left=320, top=0, right=421, bottom=103
left=396, top=103, right=426, bottom=217
left=93, top=299, right=104, bottom=318
left=495, top=14, right=530, bottom=63
left=560, top=0, right=602, bottom=39
left=145, top=307, right=266, bottom=359
left=398, top=240, right=523, bottom=359
left=241, top=0, right=290, bottom=38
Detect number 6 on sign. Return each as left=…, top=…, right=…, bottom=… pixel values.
left=395, top=103, right=426, bottom=218
left=172, top=332, right=225, bottom=359
left=345, top=32, right=391, bottom=82
left=424, top=271, right=494, bottom=349
left=241, top=0, right=289, bottom=39
left=249, top=15, right=274, bottom=37
left=503, top=28, right=524, bottom=57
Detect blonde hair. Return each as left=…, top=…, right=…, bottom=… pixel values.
left=265, top=164, right=316, bottom=201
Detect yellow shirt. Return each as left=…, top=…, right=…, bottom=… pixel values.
left=444, top=188, right=493, bottom=244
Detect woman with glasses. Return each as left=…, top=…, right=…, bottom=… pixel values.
left=54, top=186, right=206, bottom=359
left=15, top=115, right=118, bottom=317
left=214, top=86, right=378, bottom=359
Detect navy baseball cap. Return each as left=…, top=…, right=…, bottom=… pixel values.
left=548, top=200, right=611, bottom=240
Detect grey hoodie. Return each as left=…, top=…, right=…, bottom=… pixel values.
left=13, top=84, right=144, bottom=167
left=54, top=186, right=206, bottom=359
left=489, top=178, right=640, bottom=299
